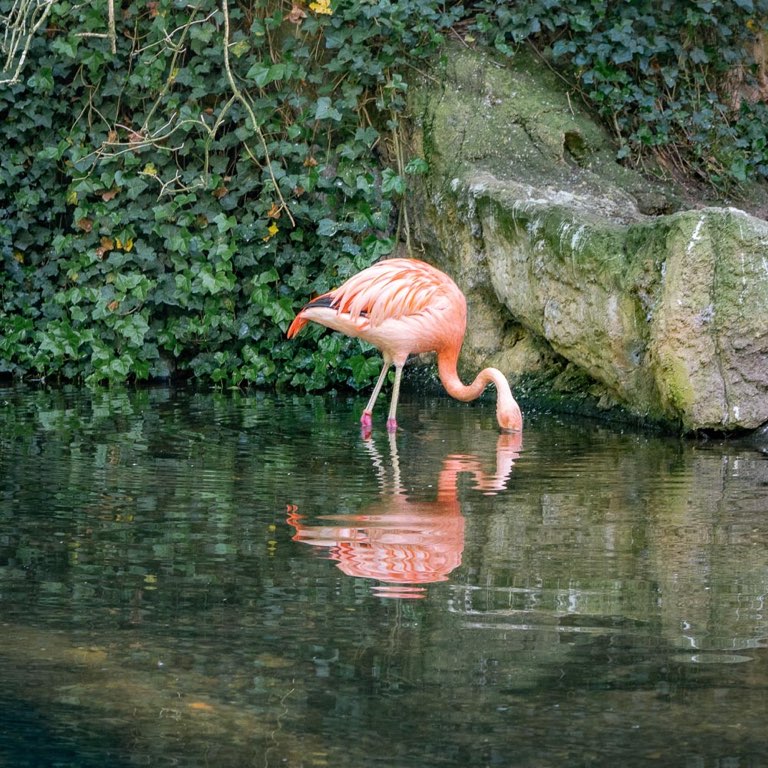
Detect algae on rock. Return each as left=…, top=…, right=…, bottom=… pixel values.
left=407, top=45, right=768, bottom=432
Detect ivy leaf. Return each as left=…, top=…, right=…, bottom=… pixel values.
left=247, top=62, right=286, bottom=87
left=382, top=168, right=405, bottom=195
left=347, top=353, right=380, bottom=384
left=317, top=218, right=339, bottom=236
left=314, top=97, right=342, bottom=122
left=363, top=235, right=395, bottom=259
left=688, top=48, right=709, bottom=64
left=263, top=297, right=294, bottom=326
left=404, top=157, right=428, bottom=175
left=231, top=40, right=250, bottom=58
left=51, top=37, right=79, bottom=59
left=116, top=314, right=150, bottom=347
left=255, top=267, right=279, bottom=285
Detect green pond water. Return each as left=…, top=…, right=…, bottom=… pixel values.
left=0, top=385, right=766, bottom=767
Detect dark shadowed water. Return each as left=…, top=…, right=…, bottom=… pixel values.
left=1, top=385, right=767, bottom=767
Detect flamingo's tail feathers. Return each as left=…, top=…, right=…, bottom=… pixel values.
left=287, top=293, right=339, bottom=338
left=286, top=314, right=309, bottom=338
left=304, top=294, right=336, bottom=310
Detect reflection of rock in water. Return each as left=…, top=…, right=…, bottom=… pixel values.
left=645, top=449, right=768, bottom=654
left=457, top=429, right=768, bottom=657
left=287, top=432, right=521, bottom=598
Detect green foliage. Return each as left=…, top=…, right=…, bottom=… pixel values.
left=469, top=0, right=768, bottom=192
left=2, top=0, right=767, bottom=389
left=0, top=0, right=458, bottom=387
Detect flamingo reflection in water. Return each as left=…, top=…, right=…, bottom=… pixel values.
left=287, top=431, right=522, bottom=598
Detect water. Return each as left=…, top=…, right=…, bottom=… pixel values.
left=1, top=385, right=766, bottom=767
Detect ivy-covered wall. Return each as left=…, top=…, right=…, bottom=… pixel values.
left=1, top=0, right=766, bottom=388
left=473, top=0, right=768, bottom=192
left=0, top=0, right=457, bottom=386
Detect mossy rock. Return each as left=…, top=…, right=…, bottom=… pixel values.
left=407, top=45, right=768, bottom=433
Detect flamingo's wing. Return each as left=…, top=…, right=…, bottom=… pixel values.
left=327, top=259, right=450, bottom=327
left=287, top=258, right=456, bottom=338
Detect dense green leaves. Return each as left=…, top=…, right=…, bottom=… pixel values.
left=2, top=0, right=767, bottom=389
left=0, top=0, right=437, bottom=388
left=469, top=0, right=768, bottom=192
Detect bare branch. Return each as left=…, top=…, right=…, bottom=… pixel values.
left=107, top=0, right=115, bottom=54
left=1, top=0, right=56, bottom=86
left=220, top=0, right=295, bottom=226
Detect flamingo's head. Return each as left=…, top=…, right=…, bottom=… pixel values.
left=497, top=397, right=523, bottom=433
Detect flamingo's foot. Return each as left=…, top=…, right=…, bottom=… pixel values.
left=360, top=410, right=373, bottom=439
left=386, top=417, right=398, bottom=433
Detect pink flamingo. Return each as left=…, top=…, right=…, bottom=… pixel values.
left=287, top=258, right=523, bottom=434
left=287, top=431, right=522, bottom=598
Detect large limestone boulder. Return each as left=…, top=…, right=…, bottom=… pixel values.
left=408, top=46, right=768, bottom=432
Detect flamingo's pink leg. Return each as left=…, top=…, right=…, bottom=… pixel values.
left=385, top=365, right=404, bottom=433
left=360, top=356, right=391, bottom=430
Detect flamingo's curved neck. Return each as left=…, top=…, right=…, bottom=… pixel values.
left=437, top=348, right=523, bottom=431
left=437, top=352, right=492, bottom=403
left=436, top=348, right=495, bottom=402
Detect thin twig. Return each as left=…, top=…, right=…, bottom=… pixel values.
left=202, top=94, right=236, bottom=175
left=220, top=0, right=295, bottom=226
left=390, top=116, right=412, bottom=254
left=0, top=0, right=56, bottom=85
left=107, top=0, right=115, bottom=54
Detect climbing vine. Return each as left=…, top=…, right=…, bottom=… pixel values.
left=469, top=0, right=768, bottom=191
left=1, top=0, right=767, bottom=387
left=0, top=0, right=456, bottom=386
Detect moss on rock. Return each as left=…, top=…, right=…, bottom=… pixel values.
left=407, top=45, right=768, bottom=433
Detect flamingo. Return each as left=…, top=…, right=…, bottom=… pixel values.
left=286, top=258, right=523, bottom=434
left=287, top=430, right=522, bottom=597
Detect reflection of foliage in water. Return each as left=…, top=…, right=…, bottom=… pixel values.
left=1, top=386, right=767, bottom=767
left=0, top=386, right=366, bottom=624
